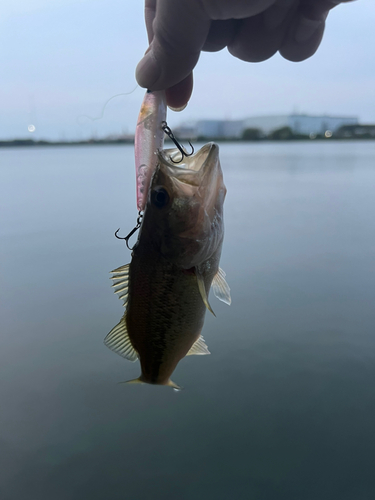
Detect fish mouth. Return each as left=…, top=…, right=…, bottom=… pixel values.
left=157, top=142, right=220, bottom=187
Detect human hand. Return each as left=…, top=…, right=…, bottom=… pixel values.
left=135, top=0, right=355, bottom=110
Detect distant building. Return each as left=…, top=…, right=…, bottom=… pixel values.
left=174, top=119, right=244, bottom=139
left=196, top=120, right=223, bottom=138
left=174, top=114, right=359, bottom=139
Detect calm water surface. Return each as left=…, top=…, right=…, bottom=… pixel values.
left=1, top=142, right=375, bottom=499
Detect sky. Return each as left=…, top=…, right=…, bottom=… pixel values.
left=0, top=0, right=374, bottom=141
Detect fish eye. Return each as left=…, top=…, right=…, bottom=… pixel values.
left=151, top=187, right=170, bottom=208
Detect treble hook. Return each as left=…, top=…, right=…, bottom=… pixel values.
left=161, top=121, right=194, bottom=164
left=115, top=211, right=143, bottom=250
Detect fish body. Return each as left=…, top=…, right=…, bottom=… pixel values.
left=106, top=143, right=230, bottom=388
left=126, top=244, right=214, bottom=385
left=134, top=90, right=167, bottom=211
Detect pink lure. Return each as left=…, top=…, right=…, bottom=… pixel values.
left=134, top=90, right=167, bottom=211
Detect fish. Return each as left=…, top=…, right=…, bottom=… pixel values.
left=105, top=143, right=231, bottom=389
left=134, top=90, right=167, bottom=211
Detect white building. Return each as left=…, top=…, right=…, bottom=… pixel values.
left=175, top=114, right=359, bottom=139
left=195, top=120, right=244, bottom=138
left=174, top=119, right=244, bottom=139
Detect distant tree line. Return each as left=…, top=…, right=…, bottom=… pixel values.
left=0, top=138, right=134, bottom=148
left=238, top=124, right=375, bottom=142
left=1, top=124, right=375, bottom=148
left=197, top=124, right=375, bottom=142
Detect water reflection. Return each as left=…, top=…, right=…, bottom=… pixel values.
left=2, top=142, right=375, bottom=499
left=104, top=143, right=230, bottom=388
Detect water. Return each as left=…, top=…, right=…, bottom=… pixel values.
left=1, top=142, right=375, bottom=499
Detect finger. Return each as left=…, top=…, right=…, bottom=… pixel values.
left=202, top=19, right=238, bottom=52
left=227, top=7, right=295, bottom=63
left=278, top=0, right=356, bottom=62
left=165, top=73, right=193, bottom=111
left=199, top=0, right=276, bottom=19
left=262, top=0, right=297, bottom=31
left=279, top=7, right=328, bottom=62
left=136, top=0, right=210, bottom=91
left=300, top=0, right=355, bottom=16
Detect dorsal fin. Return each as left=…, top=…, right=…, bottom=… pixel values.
left=104, top=316, right=138, bottom=361
left=195, top=268, right=216, bottom=316
left=111, top=263, right=130, bottom=275
left=110, top=264, right=130, bottom=308
left=186, top=335, right=210, bottom=356
left=212, top=267, right=231, bottom=305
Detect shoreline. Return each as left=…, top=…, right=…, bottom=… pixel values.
left=1, top=136, right=375, bottom=148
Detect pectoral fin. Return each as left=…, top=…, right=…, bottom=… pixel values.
left=104, top=316, right=138, bottom=362
left=195, top=268, right=216, bottom=316
left=187, top=335, right=210, bottom=356
left=212, top=267, right=231, bottom=305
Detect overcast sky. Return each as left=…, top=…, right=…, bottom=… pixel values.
left=0, top=0, right=373, bottom=140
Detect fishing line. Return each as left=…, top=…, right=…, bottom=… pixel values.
left=77, top=84, right=139, bottom=124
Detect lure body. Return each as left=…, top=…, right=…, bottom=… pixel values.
left=134, top=90, right=167, bottom=211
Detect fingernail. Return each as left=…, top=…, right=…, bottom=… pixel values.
left=168, top=103, right=188, bottom=112
left=135, top=52, right=161, bottom=89
left=295, top=15, right=323, bottom=43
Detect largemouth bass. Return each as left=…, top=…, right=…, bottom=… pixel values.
left=105, top=143, right=230, bottom=389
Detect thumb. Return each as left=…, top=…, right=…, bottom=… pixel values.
left=136, top=0, right=210, bottom=90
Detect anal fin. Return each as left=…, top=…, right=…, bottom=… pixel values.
left=212, top=267, right=231, bottom=305
left=187, top=335, right=210, bottom=356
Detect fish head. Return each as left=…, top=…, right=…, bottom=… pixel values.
left=143, top=143, right=226, bottom=268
